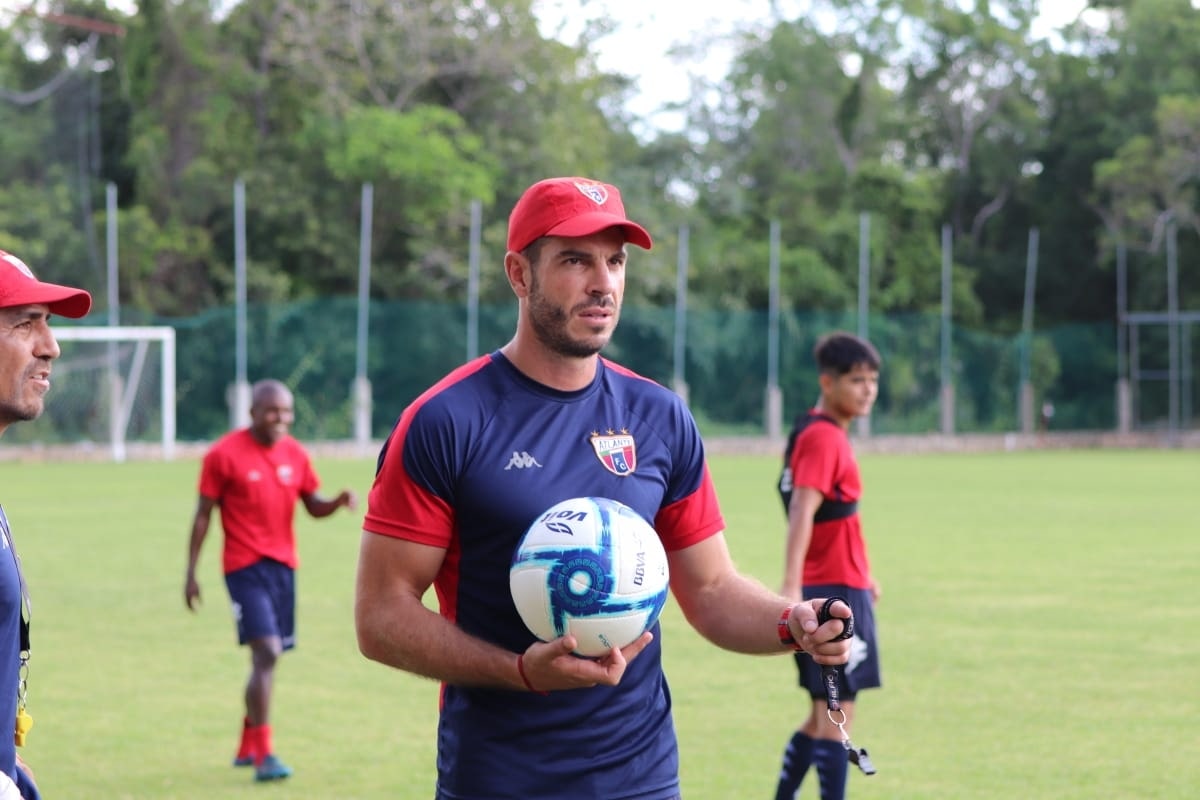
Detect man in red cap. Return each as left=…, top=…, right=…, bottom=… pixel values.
left=0, top=249, right=92, bottom=800
left=355, top=177, right=854, bottom=799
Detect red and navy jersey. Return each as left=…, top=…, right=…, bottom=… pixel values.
left=199, top=429, right=320, bottom=573
left=365, top=351, right=725, bottom=800
left=0, top=507, right=23, bottom=787
left=781, top=411, right=872, bottom=589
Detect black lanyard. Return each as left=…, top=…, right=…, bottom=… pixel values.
left=817, top=597, right=875, bottom=775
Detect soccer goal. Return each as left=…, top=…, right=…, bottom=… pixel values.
left=30, top=326, right=177, bottom=462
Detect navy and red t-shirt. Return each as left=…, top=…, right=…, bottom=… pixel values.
left=365, top=351, right=725, bottom=800
left=0, top=507, right=23, bottom=789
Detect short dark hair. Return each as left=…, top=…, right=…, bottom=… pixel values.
left=521, top=239, right=545, bottom=265
left=814, top=331, right=881, bottom=375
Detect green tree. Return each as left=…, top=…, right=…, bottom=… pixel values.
left=0, top=1, right=131, bottom=295
left=308, top=103, right=499, bottom=298
left=687, top=9, right=979, bottom=321
left=1082, top=0, right=1200, bottom=315
left=899, top=0, right=1047, bottom=246
left=122, top=0, right=231, bottom=314
left=250, top=0, right=654, bottom=304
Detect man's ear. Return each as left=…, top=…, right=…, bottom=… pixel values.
left=504, top=251, right=531, bottom=297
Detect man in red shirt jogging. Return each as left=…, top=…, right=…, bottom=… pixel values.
left=183, top=379, right=357, bottom=782
left=773, top=332, right=882, bottom=800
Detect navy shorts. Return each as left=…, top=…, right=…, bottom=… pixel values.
left=793, top=585, right=880, bottom=700
left=224, top=558, right=296, bottom=650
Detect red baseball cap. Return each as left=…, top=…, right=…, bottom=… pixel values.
left=507, top=177, right=653, bottom=253
left=0, top=250, right=92, bottom=318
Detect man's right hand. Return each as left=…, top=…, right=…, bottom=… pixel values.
left=517, top=631, right=654, bottom=692
left=184, top=575, right=202, bottom=611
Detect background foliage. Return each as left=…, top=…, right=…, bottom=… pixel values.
left=1, top=0, right=1198, bottom=434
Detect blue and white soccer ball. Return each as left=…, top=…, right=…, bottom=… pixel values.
left=510, top=496, right=670, bottom=658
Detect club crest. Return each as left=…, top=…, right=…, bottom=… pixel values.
left=574, top=182, right=608, bottom=205
left=590, top=429, right=636, bottom=476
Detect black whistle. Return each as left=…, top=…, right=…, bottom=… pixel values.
left=849, top=746, right=877, bottom=775
left=818, top=596, right=854, bottom=641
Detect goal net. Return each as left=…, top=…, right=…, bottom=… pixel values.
left=2, top=326, right=176, bottom=461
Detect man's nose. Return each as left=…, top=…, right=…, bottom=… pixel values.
left=36, top=326, right=61, bottom=360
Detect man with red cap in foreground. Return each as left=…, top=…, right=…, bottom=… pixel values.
left=0, top=250, right=92, bottom=800
left=354, top=177, right=855, bottom=799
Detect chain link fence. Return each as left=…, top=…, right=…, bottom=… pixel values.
left=8, top=299, right=1162, bottom=451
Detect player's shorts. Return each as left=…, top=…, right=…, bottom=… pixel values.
left=793, top=585, right=880, bottom=701
left=224, top=558, right=296, bottom=650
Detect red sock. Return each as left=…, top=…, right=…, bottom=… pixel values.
left=235, top=717, right=256, bottom=760
left=252, top=724, right=274, bottom=765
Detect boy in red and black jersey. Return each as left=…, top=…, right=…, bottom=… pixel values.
left=774, top=331, right=882, bottom=800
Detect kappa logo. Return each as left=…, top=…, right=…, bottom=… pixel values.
left=574, top=181, right=608, bottom=205
left=505, top=451, right=543, bottom=470
left=846, top=635, right=869, bottom=675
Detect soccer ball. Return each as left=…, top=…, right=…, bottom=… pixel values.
left=510, top=496, right=670, bottom=657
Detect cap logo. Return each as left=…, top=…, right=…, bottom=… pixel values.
left=0, top=253, right=35, bottom=279
left=574, top=182, right=608, bottom=205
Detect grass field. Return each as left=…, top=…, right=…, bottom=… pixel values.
left=2, top=448, right=1198, bottom=798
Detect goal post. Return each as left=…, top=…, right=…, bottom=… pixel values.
left=48, top=326, right=177, bottom=461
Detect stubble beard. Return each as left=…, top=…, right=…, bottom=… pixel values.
left=527, top=277, right=616, bottom=360
left=0, top=360, right=52, bottom=429
left=0, top=396, right=44, bottom=427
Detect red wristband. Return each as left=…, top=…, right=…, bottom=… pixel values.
left=778, top=605, right=805, bottom=652
left=517, top=654, right=549, bottom=696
